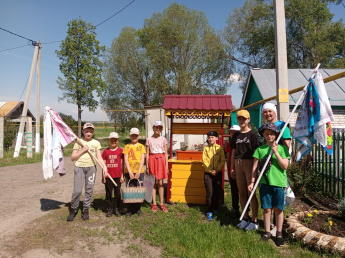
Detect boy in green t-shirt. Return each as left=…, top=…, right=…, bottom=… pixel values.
left=67, top=123, right=107, bottom=221
left=248, top=122, right=290, bottom=246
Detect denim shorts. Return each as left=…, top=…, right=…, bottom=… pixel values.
left=259, top=183, right=285, bottom=211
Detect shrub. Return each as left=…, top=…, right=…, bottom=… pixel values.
left=4, top=119, right=17, bottom=149
left=287, top=154, right=323, bottom=197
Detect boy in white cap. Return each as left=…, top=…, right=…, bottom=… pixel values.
left=102, top=132, right=124, bottom=217
left=123, top=127, right=146, bottom=217
left=67, top=123, right=107, bottom=221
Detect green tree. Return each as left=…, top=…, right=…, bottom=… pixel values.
left=56, top=19, right=106, bottom=137
left=224, top=0, right=345, bottom=90
left=102, top=3, right=230, bottom=120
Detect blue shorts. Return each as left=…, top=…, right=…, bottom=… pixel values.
left=259, top=184, right=285, bottom=211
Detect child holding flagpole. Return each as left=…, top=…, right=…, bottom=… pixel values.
left=67, top=123, right=107, bottom=221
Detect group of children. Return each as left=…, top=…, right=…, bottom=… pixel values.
left=67, top=120, right=169, bottom=222
left=66, top=103, right=290, bottom=247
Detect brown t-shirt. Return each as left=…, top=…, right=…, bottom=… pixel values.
left=230, top=130, right=259, bottom=159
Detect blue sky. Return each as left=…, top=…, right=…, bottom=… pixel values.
left=1, top=0, right=344, bottom=121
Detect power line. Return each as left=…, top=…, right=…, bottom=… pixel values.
left=0, top=43, right=31, bottom=53
left=0, top=27, right=38, bottom=46
left=18, top=74, right=30, bottom=101
left=95, top=0, right=136, bottom=27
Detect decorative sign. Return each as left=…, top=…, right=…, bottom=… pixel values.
left=279, top=88, right=289, bottom=103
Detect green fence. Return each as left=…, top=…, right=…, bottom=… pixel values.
left=306, top=128, right=345, bottom=199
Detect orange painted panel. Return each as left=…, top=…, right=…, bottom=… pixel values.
left=171, top=187, right=206, bottom=196
left=170, top=170, right=204, bottom=180
left=170, top=178, right=204, bottom=188
left=170, top=195, right=206, bottom=204
left=171, top=163, right=204, bottom=171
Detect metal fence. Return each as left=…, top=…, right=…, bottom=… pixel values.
left=307, top=128, right=345, bottom=199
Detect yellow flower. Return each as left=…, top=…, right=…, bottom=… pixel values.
left=307, top=213, right=313, bottom=218
left=313, top=209, right=318, bottom=213
left=329, top=221, right=333, bottom=226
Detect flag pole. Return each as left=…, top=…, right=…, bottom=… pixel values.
left=239, top=63, right=320, bottom=221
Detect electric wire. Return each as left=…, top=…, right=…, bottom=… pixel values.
left=18, top=74, right=30, bottom=101
left=0, top=43, right=31, bottom=53
left=0, top=27, right=37, bottom=45
left=95, top=0, right=136, bottom=27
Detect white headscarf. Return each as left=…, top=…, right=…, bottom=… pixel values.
left=262, top=103, right=277, bottom=114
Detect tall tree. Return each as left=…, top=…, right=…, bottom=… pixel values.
left=56, top=19, right=106, bottom=137
left=224, top=0, right=345, bottom=90
left=102, top=3, right=230, bottom=119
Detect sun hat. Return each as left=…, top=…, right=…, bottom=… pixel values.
left=153, top=120, right=164, bottom=127
left=109, top=132, right=119, bottom=139
left=207, top=130, right=218, bottom=137
left=229, top=125, right=240, bottom=131
left=262, top=103, right=277, bottom=114
left=259, top=122, right=279, bottom=136
left=236, top=110, right=250, bottom=119
left=130, top=127, right=140, bottom=135
left=83, top=123, right=94, bottom=130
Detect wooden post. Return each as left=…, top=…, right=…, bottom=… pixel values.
left=0, top=117, right=4, bottom=158
left=14, top=44, right=39, bottom=157
left=274, top=0, right=289, bottom=121
left=26, top=117, right=33, bottom=158
left=35, top=42, right=41, bottom=153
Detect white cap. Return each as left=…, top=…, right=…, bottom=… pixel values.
left=109, top=132, right=119, bottom=139
left=83, top=123, right=95, bottom=130
left=262, top=103, right=277, bottom=114
left=153, top=120, right=163, bottom=127
left=229, top=125, right=240, bottom=131
left=130, top=127, right=140, bottom=135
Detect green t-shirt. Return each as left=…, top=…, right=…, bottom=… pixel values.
left=253, top=144, right=290, bottom=187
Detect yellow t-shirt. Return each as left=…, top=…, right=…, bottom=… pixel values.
left=123, top=143, right=146, bottom=173
left=73, top=139, right=101, bottom=167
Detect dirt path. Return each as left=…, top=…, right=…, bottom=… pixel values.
left=0, top=160, right=161, bottom=257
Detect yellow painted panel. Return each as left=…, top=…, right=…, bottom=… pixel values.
left=171, top=178, right=204, bottom=188
left=171, top=187, right=206, bottom=196
left=170, top=195, right=206, bottom=204
left=171, top=170, right=204, bottom=180
left=171, top=163, right=204, bottom=171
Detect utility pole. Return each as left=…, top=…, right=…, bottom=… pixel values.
left=36, top=42, right=41, bottom=153
left=274, top=0, right=289, bottom=122
left=13, top=41, right=41, bottom=158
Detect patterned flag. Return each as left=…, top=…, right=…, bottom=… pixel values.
left=46, top=107, right=77, bottom=147
left=293, top=71, right=334, bottom=161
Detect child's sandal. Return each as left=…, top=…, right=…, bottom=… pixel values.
left=160, top=205, right=168, bottom=213
left=151, top=204, right=157, bottom=212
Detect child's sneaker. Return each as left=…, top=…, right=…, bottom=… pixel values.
left=106, top=208, right=112, bottom=217
left=212, top=209, right=218, bottom=216
left=260, top=233, right=271, bottom=241
left=206, top=212, right=213, bottom=221
left=151, top=204, right=157, bottom=212
left=67, top=208, right=77, bottom=221
left=275, top=235, right=285, bottom=246
left=237, top=219, right=250, bottom=229
left=245, top=222, right=259, bottom=231
left=113, top=209, right=121, bottom=217
left=270, top=226, right=277, bottom=237
left=82, top=209, right=89, bottom=221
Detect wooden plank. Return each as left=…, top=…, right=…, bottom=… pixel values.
left=172, top=163, right=204, bottom=171
left=171, top=186, right=206, bottom=196
left=172, top=123, right=222, bottom=135
left=170, top=170, right=204, bottom=180
left=171, top=178, right=204, bottom=188
left=170, top=195, right=205, bottom=204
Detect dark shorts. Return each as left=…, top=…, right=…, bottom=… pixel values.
left=259, top=184, right=285, bottom=211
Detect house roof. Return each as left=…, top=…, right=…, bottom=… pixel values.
left=242, top=69, right=345, bottom=107
left=163, top=95, right=233, bottom=111
left=0, top=101, right=36, bottom=121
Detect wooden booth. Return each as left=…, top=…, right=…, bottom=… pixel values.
left=163, top=95, right=233, bottom=204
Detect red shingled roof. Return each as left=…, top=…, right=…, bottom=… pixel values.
left=162, top=95, right=233, bottom=111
